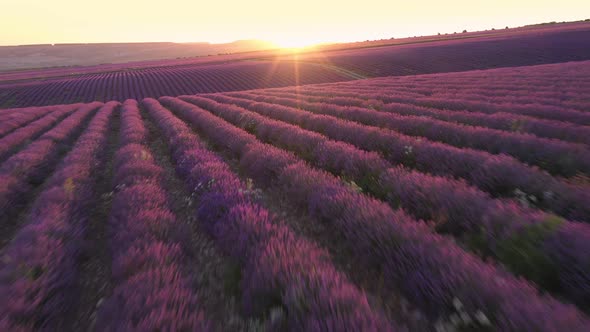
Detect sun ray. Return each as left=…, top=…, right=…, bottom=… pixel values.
left=292, top=53, right=301, bottom=107
left=262, top=53, right=282, bottom=87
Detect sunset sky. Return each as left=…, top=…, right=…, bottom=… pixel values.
left=1, top=0, right=588, bottom=47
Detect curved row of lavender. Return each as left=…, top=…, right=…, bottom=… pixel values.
left=258, top=88, right=590, bottom=146
left=230, top=91, right=590, bottom=177
left=0, top=102, right=117, bottom=330
left=203, top=93, right=590, bottom=222
left=1, top=24, right=590, bottom=108
left=304, top=85, right=590, bottom=126
left=142, top=98, right=396, bottom=330
left=159, top=96, right=589, bottom=331
left=294, top=62, right=590, bottom=125
left=180, top=94, right=590, bottom=307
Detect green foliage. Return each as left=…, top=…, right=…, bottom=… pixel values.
left=470, top=215, right=564, bottom=290
left=510, top=118, right=527, bottom=132
left=15, top=263, right=45, bottom=281
left=28, top=265, right=44, bottom=280
left=223, top=261, right=242, bottom=296
left=240, top=119, right=258, bottom=135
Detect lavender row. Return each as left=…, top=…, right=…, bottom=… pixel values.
left=0, top=102, right=102, bottom=221
left=320, top=78, right=590, bottom=96
left=399, top=90, right=589, bottom=110
left=95, top=100, right=210, bottom=331
left=160, top=96, right=589, bottom=331
left=0, top=106, right=77, bottom=162
left=327, top=74, right=590, bottom=98
left=377, top=93, right=590, bottom=146
left=118, top=100, right=147, bottom=146
left=260, top=89, right=590, bottom=146
left=184, top=95, right=590, bottom=306
left=325, top=82, right=590, bottom=98
left=373, top=85, right=587, bottom=104
left=280, top=83, right=590, bottom=126
left=311, top=82, right=590, bottom=105
left=301, top=85, right=590, bottom=125
left=0, top=105, right=42, bottom=120
left=312, top=67, right=590, bottom=94
left=0, top=102, right=116, bottom=330
left=143, top=98, right=395, bottom=331
left=231, top=91, right=590, bottom=177
left=0, top=105, right=73, bottom=137
left=205, top=94, right=590, bottom=222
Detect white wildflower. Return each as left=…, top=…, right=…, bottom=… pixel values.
left=460, top=312, right=472, bottom=324
left=452, top=297, right=463, bottom=310
left=475, top=310, right=491, bottom=326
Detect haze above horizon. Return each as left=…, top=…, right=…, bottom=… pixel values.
left=1, top=0, right=588, bottom=48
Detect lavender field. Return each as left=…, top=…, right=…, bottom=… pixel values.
left=2, top=23, right=590, bottom=108
left=0, top=59, right=589, bottom=331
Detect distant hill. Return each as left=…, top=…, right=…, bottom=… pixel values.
left=0, top=40, right=278, bottom=71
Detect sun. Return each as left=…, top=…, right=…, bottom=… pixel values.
left=272, top=37, right=318, bottom=50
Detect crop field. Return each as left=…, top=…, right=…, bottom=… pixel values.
left=1, top=24, right=590, bottom=109
left=0, top=62, right=353, bottom=109
left=0, top=59, right=589, bottom=331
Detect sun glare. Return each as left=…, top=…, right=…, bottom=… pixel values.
left=273, top=37, right=318, bottom=50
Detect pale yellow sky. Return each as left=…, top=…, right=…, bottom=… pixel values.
left=0, top=0, right=588, bottom=47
